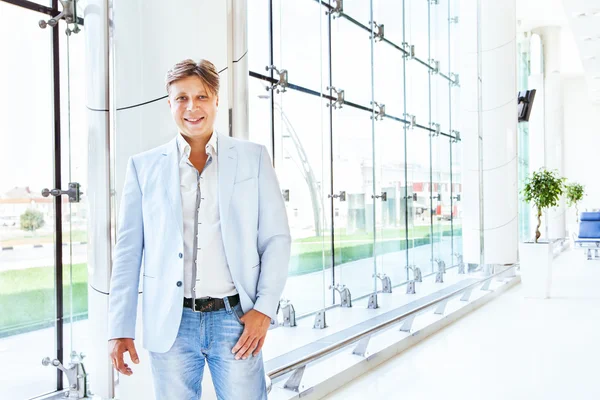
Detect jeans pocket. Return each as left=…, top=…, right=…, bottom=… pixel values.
left=232, top=304, right=245, bottom=326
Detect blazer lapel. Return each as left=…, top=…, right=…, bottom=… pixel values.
left=161, top=137, right=183, bottom=239
left=218, top=133, right=237, bottom=239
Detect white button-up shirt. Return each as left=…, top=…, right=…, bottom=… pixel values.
left=176, top=132, right=237, bottom=299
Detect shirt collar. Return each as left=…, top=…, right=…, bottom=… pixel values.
left=176, top=132, right=218, bottom=160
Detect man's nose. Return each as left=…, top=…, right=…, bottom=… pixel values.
left=186, top=99, right=200, bottom=111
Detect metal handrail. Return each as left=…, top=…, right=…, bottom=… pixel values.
left=267, top=265, right=516, bottom=380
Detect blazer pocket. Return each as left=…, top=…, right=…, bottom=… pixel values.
left=234, top=176, right=256, bottom=185
left=251, top=263, right=260, bottom=269
left=143, top=273, right=156, bottom=279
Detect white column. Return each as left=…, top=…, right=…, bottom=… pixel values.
left=459, top=0, right=518, bottom=265
left=86, top=1, right=248, bottom=397
left=536, top=26, right=565, bottom=240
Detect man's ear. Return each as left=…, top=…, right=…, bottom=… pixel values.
left=167, top=98, right=171, bottom=108
left=216, top=95, right=219, bottom=108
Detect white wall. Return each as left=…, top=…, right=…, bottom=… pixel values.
left=563, top=76, right=600, bottom=226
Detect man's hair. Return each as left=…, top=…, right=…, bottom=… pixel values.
left=165, top=59, right=220, bottom=95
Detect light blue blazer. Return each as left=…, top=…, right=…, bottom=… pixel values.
left=108, top=133, right=291, bottom=353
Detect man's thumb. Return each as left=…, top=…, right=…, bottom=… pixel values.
left=129, top=345, right=139, bottom=364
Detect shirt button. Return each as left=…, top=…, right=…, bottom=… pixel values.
left=176, top=281, right=182, bottom=287
left=179, top=253, right=183, bottom=258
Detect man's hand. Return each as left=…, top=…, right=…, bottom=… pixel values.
left=109, top=338, right=139, bottom=376
left=231, top=309, right=271, bottom=360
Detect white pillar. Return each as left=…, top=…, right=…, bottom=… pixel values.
left=459, top=0, right=518, bottom=265
left=536, top=26, right=565, bottom=240
left=86, top=1, right=248, bottom=397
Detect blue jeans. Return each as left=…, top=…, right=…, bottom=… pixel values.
left=148, top=297, right=268, bottom=400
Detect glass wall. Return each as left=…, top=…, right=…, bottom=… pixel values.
left=0, top=1, right=89, bottom=399
left=248, top=0, right=462, bottom=316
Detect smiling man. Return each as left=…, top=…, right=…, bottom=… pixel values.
left=107, top=59, right=291, bottom=399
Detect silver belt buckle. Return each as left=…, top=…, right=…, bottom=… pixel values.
left=192, top=298, right=200, bottom=313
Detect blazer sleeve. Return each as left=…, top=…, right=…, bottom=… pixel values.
left=252, top=145, right=292, bottom=322
left=107, top=156, right=144, bottom=340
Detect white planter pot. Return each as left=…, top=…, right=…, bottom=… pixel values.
left=519, top=241, right=553, bottom=298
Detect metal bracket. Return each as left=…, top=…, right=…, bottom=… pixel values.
left=434, top=258, right=446, bottom=274
left=405, top=192, right=418, bottom=201
left=402, top=42, right=416, bottom=60
left=399, top=314, right=416, bottom=332
left=404, top=113, right=417, bottom=129
left=435, top=271, right=444, bottom=283
left=326, top=0, right=343, bottom=18
left=452, top=194, right=461, bottom=202
left=406, top=280, right=416, bottom=294
left=42, top=182, right=83, bottom=203
left=460, top=288, right=473, bottom=302
left=455, top=253, right=465, bottom=274
left=481, top=278, right=493, bottom=291
left=326, top=86, right=345, bottom=109
left=329, top=190, right=346, bottom=202
left=451, top=130, right=461, bottom=142
left=284, top=365, right=306, bottom=392
left=370, top=21, right=385, bottom=41
left=429, top=0, right=440, bottom=4
left=331, top=284, right=352, bottom=307
left=370, top=101, right=386, bottom=120
left=279, top=299, right=297, bottom=327
left=353, top=335, right=371, bottom=357
left=265, top=65, right=288, bottom=93
left=374, top=273, right=392, bottom=293
left=42, top=352, right=89, bottom=398
left=368, top=293, right=379, bottom=309
left=434, top=299, right=449, bottom=315
left=450, top=73, right=460, bottom=87
left=449, top=16, right=459, bottom=24
left=313, top=310, right=327, bottom=329
left=406, top=264, right=422, bottom=282
left=39, top=0, right=81, bottom=36
left=372, top=191, right=387, bottom=201
left=430, top=122, right=441, bottom=137
left=429, top=59, right=440, bottom=75
left=431, top=193, right=441, bottom=201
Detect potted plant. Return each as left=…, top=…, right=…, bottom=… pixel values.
left=565, top=182, right=585, bottom=222
left=520, top=168, right=565, bottom=298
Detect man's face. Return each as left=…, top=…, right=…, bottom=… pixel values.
left=168, top=76, right=219, bottom=139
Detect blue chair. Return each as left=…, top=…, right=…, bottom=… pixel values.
left=574, top=212, right=600, bottom=259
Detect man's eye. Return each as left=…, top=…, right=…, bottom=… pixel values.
left=177, top=97, right=186, bottom=101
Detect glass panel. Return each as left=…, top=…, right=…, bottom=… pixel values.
left=431, top=0, right=449, bottom=75
left=273, top=0, right=327, bottom=92
left=331, top=15, right=372, bottom=107
left=373, top=118, right=408, bottom=288
left=249, top=77, right=274, bottom=152
left=405, top=0, right=429, bottom=67
left=406, top=128, right=433, bottom=274
left=60, top=17, right=90, bottom=372
left=0, top=3, right=57, bottom=399
left=341, top=0, right=372, bottom=25
left=373, top=0, right=404, bottom=49
left=373, top=40, right=405, bottom=120
left=273, top=88, right=329, bottom=317
left=431, top=135, right=453, bottom=271
left=451, top=132, right=463, bottom=262
left=331, top=105, right=376, bottom=301
left=248, top=0, right=271, bottom=74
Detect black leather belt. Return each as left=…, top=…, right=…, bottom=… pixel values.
left=183, top=294, right=240, bottom=312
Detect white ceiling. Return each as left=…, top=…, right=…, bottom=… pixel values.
left=517, top=0, right=600, bottom=103
left=560, top=0, right=600, bottom=102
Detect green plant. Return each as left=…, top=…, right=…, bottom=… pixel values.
left=20, top=209, right=45, bottom=233
left=565, top=182, right=585, bottom=221
left=522, top=169, right=566, bottom=243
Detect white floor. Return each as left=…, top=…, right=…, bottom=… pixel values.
left=323, top=248, right=600, bottom=400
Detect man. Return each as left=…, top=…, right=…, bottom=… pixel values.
left=107, top=59, right=291, bottom=400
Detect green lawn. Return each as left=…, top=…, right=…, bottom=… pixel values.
left=0, top=263, right=88, bottom=338
left=0, top=226, right=461, bottom=337
left=1, top=230, right=88, bottom=247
